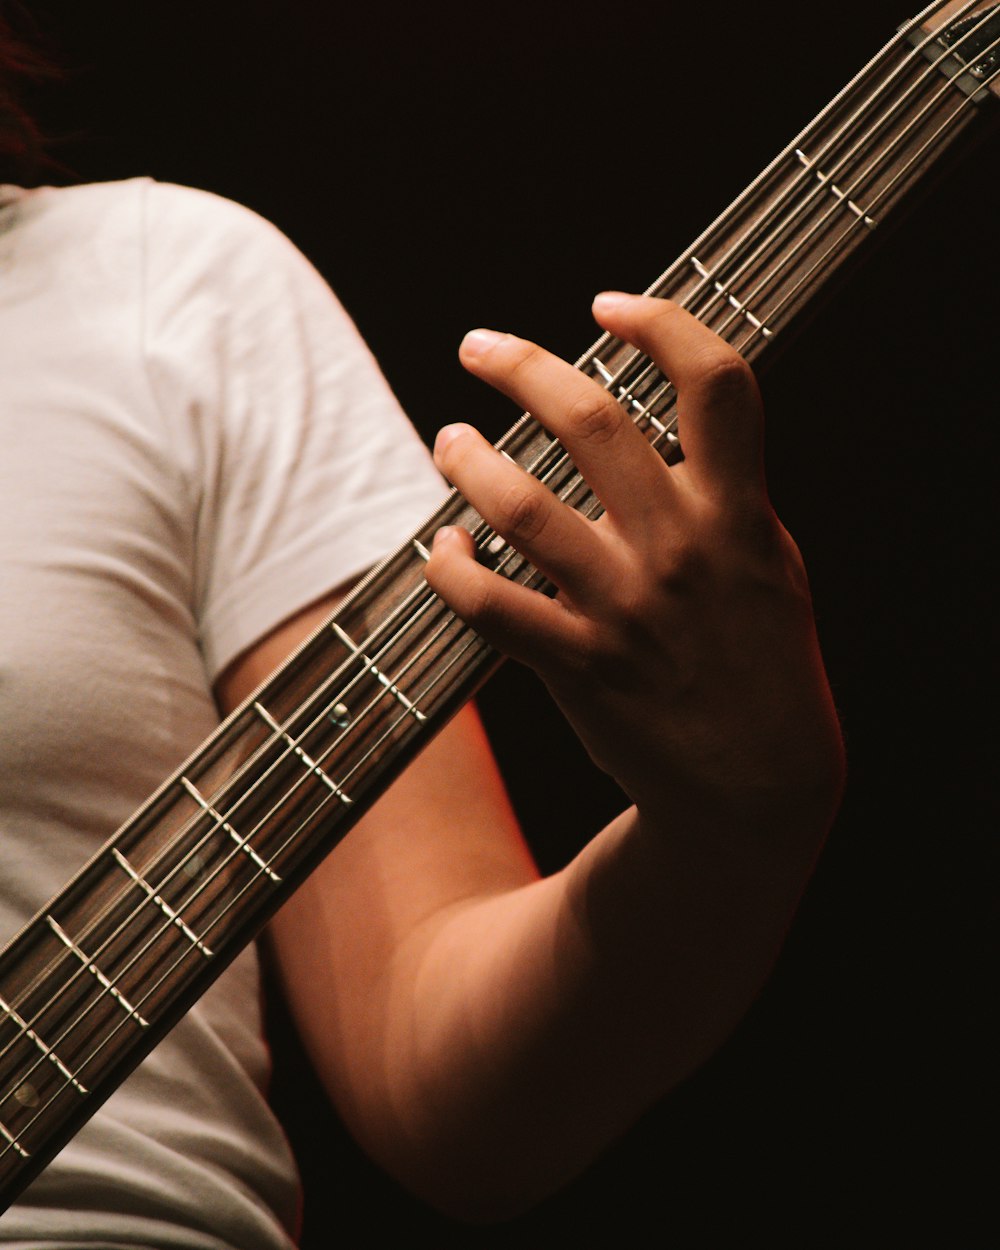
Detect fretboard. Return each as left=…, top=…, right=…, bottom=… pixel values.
left=1, top=0, right=997, bottom=1208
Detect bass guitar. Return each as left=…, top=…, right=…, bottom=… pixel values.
left=0, top=0, right=997, bottom=1209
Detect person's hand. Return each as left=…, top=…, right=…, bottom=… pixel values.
left=425, top=293, right=844, bottom=841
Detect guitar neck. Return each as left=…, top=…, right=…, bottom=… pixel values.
left=1, top=0, right=997, bottom=1208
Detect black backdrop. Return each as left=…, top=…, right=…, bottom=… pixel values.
left=15, top=1, right=994, bottom=1243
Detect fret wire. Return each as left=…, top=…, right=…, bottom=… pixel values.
left=293, top=15, right=995, bottom=705
left=110, top=850, right=214, bottom=958
left=694, top=47, right=1000, bottom=373
left=0, top=561, right=462, bottom=1057
left=678, top=2, right=992, bottom=318
left=467, top=12, right=999, bottom=564
left=37, top=4, right=975, bottom=1090
left=20, top=30, right=968, bottom=1095
left=511, top=14, right=1000, bottom=505
left=23, top=626, right=501, bottom=1131
left=0, top=559, right=472, bottom=1105
left=3, top=400, right=673, bottom=1101
left=686, top=22, right=1000, bottom=344
left=303, top=630, right=494, bottom=810
left=1, top=0, right=990, bottom=1181
left=571, top=1, right=992, bottom=435
left=125, top=2, right=990, bottom=920
left=0, top=995, right=87, bottom=1097
left=1, top=590, right=477, bottom=1118
left=0, top=931, right=151, bottom=1137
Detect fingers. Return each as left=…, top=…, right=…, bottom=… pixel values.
left=428, top=295, right=770, bottom=666
left=424, top=525, right=589, bottom=669
left=590, top=293, right=766, bottom=502
left=431, top=421, right=611, bottom=598
left=457, top=328, right=674, bottom=533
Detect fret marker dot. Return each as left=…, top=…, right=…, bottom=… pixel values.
left=14, top=1083, right=39, bottom=1108
left=183, top=855, right=205, bottom=880
left=329, top=702, right=352, bottom=728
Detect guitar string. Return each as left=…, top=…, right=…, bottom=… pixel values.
left=648, top=24, right=1000, bottom=412
left=514, top=9, right=1000, bottom=534
left=671, top=13, right=1000, bottom=360
left=2, top=6, right=993, bottom=1131
left=0, top=3, right=994, bottom=1152
left=9, top=1, right=983, bottom=1070
left=3, top=7, right=995, bottom=1115
left=0, top=616, right=500, bottom=1147
left=0, top=505, right=526, bottom=1125
left=13, top=0, right=978, bottom=1039
left=3, top=68, right=995, bottom=1170
left=470, top=8, right=1000, bottom=539
left=445, top=1, right=995, bottom=528
left=580, top=1, right=999, bottom=441
left=4, top=636, right=514, bottom=1167
left=558, top=0, right=987, bottom=412
left=652, top=0, right=988, bottom=338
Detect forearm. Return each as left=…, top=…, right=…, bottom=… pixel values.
left=346, top=785, right=835, bottom=1219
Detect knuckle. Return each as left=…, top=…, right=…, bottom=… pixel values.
left=693, top=348, right=756, bottom=402
left=564, top=388, right=623, bottom=445
left=459, top=579, right=526, bottom=650
left=649, top=534, right=708, bottom=596
left=462, top=578, right=504, bottom=628
left=714, top=495, right=788, bottom=562
left=640, top=520, right=710, bottom=592
left=731, top=499, right=782, bottom=551
left=504, top=338, right=544, bottom=384
left=549, top=623, right=606, bottom=683
left=495, top=481, right=549, bottom=543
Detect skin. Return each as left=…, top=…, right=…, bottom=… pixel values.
left=215, top=292, right=845, bottom=1220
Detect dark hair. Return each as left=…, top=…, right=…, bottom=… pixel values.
left=0, top=6, right=57, bottom=181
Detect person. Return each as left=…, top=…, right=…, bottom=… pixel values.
left=0, top=14, right=844, bottom=1247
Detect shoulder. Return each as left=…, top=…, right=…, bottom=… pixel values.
left=2, top=178, right=306, bottom=272
left=0, top=179, right=316, bottom=320
left=137, top=179, right=305, bottom=262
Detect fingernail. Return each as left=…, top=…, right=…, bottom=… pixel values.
left=432, top=525, right=457, bottom=549
left=434, top=423, right=471, bottom=456
left=592, top=291, right=631, bottom=312
left=460, top=328, right=504, bottom=356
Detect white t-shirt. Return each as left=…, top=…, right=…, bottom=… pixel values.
left=0, top=178, right=446, bottom=1247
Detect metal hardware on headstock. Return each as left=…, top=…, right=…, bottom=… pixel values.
left=911, top=1, right=1000, bottom=99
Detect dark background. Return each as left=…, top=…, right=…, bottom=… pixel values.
left=13, top=0, right=994, bottom=1243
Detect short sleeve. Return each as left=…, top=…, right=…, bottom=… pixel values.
left=140, top=180, right=447, bottom=681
